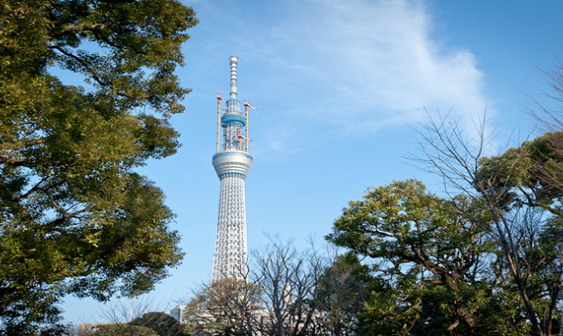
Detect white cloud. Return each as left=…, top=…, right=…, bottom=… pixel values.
left=252, top=0, right=488, bottom=133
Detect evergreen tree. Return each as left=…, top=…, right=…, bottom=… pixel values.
left=0, top=0, right=198, bottom=332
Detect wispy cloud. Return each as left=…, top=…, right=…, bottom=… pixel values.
left=256, top=1, right=486, bottom=123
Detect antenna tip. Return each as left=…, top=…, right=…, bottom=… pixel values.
left=229, top=56, right=238, bottom=63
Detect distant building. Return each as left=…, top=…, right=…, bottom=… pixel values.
left=169, top=304, right=188, bottom=324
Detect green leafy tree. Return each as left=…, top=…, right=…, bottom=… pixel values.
left=478, top=131, right=563, bottom=215
left=327, top=180, right=528, bottom=335
left=129, top=312, right=186, bottom=336
left=93, top=324, right=159, bottom=336
left=0, top=0, right=197, bottom=332
left=477, top=131, right=563, bottom=335
left=415, top=113, right=563, bottom=335
left=314, top=253, right=369, bottom=336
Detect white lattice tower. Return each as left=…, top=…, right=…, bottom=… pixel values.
left=211, top=56, right=253, bottom=282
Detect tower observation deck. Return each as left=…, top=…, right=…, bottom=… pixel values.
left=211, top=56, right=253, bottom=282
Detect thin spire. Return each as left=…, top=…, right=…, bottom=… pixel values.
left=229, top=56, right=238, bottom=100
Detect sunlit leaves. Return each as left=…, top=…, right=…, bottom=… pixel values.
left=0, top=0, right=196, bottom=332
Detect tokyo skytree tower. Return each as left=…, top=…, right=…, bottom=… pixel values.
left=211, top=56, right=254, bottom=282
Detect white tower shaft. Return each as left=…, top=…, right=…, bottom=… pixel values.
left=212, top=174, right=248, bottom=281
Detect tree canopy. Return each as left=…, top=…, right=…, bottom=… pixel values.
left=129, top=312, right=185, bottom=336
left=0, top=0, right=197, bottom=332
left=92, top=324, right=159, bottom=336
left=325, top=129, right=563, bottom=335
left=328, top=180, right=510, bottom=335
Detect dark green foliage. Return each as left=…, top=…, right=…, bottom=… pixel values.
left=93, top=324, right=159, bottom=336
left=314, top=253, right=370, bottom=335
left=476, top=131, right=563, bottom=335
left=478, top=131, right=563, bottom=215
left=130, top=312, right=186, bottom=336
left=326, top=128, right=563, bottom=335
left=0, top=0, right=197, bottom=332
left=327, top=180, right=531, bottom=335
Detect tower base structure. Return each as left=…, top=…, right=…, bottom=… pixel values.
left=211, top=150, right=253, bottom=282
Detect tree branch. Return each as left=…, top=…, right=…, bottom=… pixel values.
left=0, top=155, right=25, bottom=166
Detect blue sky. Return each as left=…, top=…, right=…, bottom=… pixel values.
left=63, top=0, right=563, bottom=324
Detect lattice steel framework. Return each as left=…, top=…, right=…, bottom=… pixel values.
left=211, top=56, right=253, bottom=282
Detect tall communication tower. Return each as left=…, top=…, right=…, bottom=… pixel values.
left=211, top=56, right=254, bottom=282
